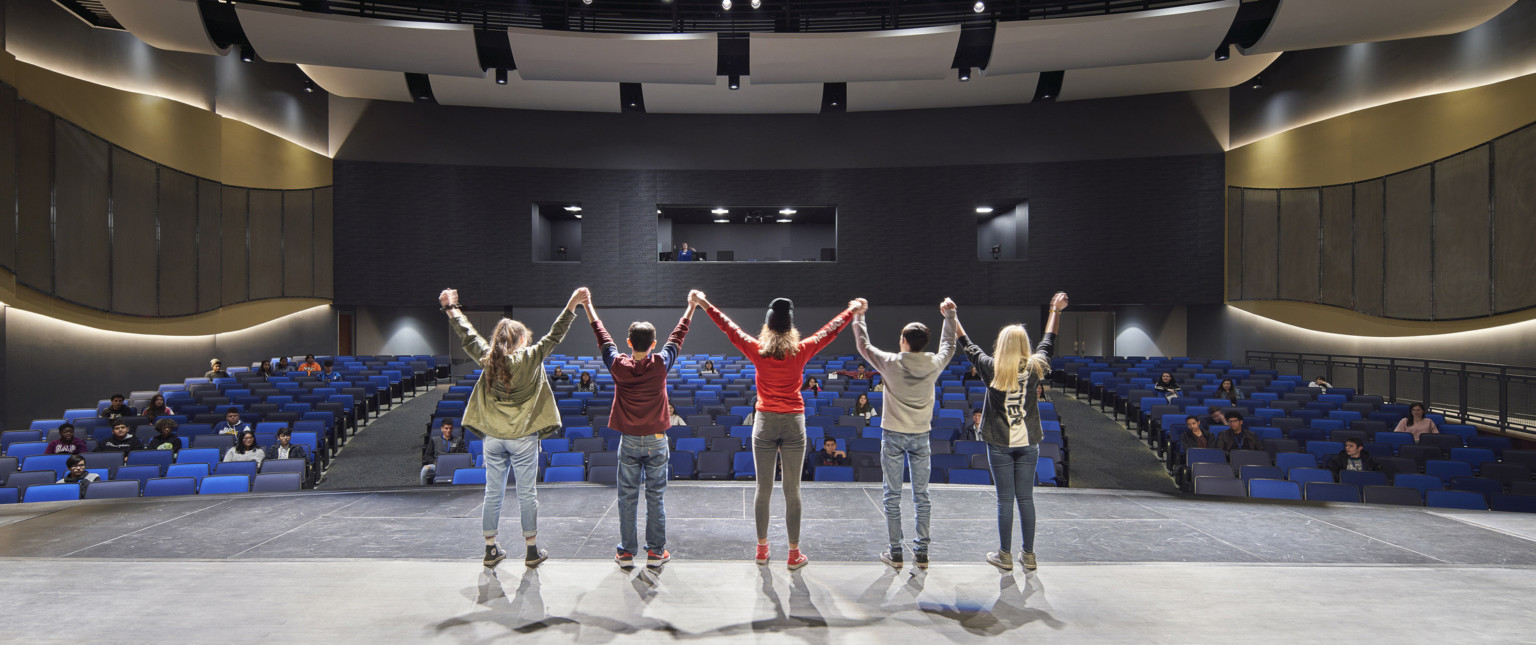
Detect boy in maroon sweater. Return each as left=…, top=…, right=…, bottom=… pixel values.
left=584, top=290, right=696, bottom=570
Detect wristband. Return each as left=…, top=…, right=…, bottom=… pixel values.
left=441, top=304, right=462, bottom=312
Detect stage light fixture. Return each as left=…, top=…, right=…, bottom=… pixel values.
left=779, top=208, right=796, bottom=215
left=302, top=79, right=315, bottom=93
left=583, top=0, right=593, bottom=4
left=1215, top=43, right=1230, bottom=61
left=495, top=68, right=508, bottom=84
left=751, top=0, right=760, bottom=7
left=958, top=67, right=971, bottom=82
left=711, top=207, right=729, bottom=215
left=776, top=218, right=792, bottom=223
left=721, top=0, right=731, bottom=9
left=564, top=205, right=582, bottom=212
left=973, top=1, right=984, bottom=12
left=239, top=44, right=254, bottom=63
left=714, top=218, right=730, bottom=223
left=728, top=74, right=740, bottom=90
left=976, top=206, right=994, bottom=214
left=1251, top=75, right=1264, bottom=89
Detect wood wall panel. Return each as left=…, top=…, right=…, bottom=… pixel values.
left=247, top=189, right=284, bottom=300
left=158, top=168, right=199, bottom=316
left=1353, top=180, right=1385, bottom=317
left=53, top=122, right=110, bottom=310
left=1382, top=167, right=1432, bottom=319
left=1240, top=189, right=1278, bottom=300
left=282, top=191, right=313, bottom=298
left=197, top=179, right=222, bottom=311
left=15, top=104, right=54, bottom=293
left=1493, top=127, right=1536, bottom=314
left=110, top=149, right=160, bottom=316
left=1319, top=186, right=1353, bottom=308
left=221, top=187, right=249, bottom=306
left=1277, top=188, right=1320, bottom=302
left=1432, top=146, right=1491, bottom=319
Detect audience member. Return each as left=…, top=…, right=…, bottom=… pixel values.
left=1036, top=382, right=1051, bottom=402
left=319, top=360, right=344, bottom=382
left=872, top=377, right=885, bottom=393
left=1394, top=402, right=1439, bottom=442
left=676, top=243, right=695, bottom=262
left=575, top=371, right=599, bottom=393
left=420, top=420, right=466, bottom=484
left=1213, top=379, right=1244, bottom=403
left=256, top=361, right=275, bottom=378
left=700, top=360, right=719, bottom=376
left=142, top=394, right=175, bottom=421
left=57, top=455, right=100, bottom=486
left=1212, top=413, right=1263, bottom=454
left=962, top=365, right=981, bottom=383
left=96, top=421, right=144, bottom=458
left=275, top=357, right=292, bottom=372
left=264, top=428, right=308, bottom=463
left=299, top=354, right=322, bottom=375
left=1179, top=415, right=1212, bottom=450
left=807, top=438, right=848, bottom=467
left=962, top=409, right=984, bottom=442
left=205, top=358, right=230, bottom=379
left=1201, top=406, right=1229, bottom=429
left=1154, top=372, right=1181, bottom=402
left=1308, top=376, right=1333, bottom=389
left=551, top=367, right=570, bottom=383
left=223, top=431, right=265, bottom=464
left=216, top=408, right=252, bottom=435
left=850, top=393, right=878, bottom=421
left=99, top=394, right=136, bottom=421
left=802, top=376, right=822, bottom=394
left=45, top=423, right=88, bottom=455
left=742, top=395, right=758, bottom=425
left=1326, top=438, right=1379, bottom=476
left=667, top=403, right=687, bottom=427
left=146, top=418, right=182, bottom=452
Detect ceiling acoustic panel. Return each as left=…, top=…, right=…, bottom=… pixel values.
left=1057, top=51, right=1279, bottom=101
left=506, top=29, right=717, bottom=85
left=237, top=6, right=483, bottom=77
left=750, top=26, right=961, bottom=84
left=848, top=72, right=1039, bottom=112
left=1243, top=0, right=1517, bottom=55
left=99, top=0, right=227, bottom=55
left=989, top=1, right=1238, bottom=75
left=299, top=65, right=413, bottom=102
left=430, top=71, right=620, bottom=113
left=644, top=77, right=822, bottom=114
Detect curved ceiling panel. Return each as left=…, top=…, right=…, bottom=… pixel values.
left=98, top=0, right=226, bottom=55
left=430, top=71, right=620, bottom=113
left=237, top=6, right=483, bottom=77
left=749, top=26, right=961, bottom=84
left=299, top=65, right=413, bottom=102
left=989, top=0, right=1239, bottom=75
left=1242, top=0, right=1518, bottom=55
left=1058, top=51, right=1279, bottom=101
left=644, top=78, right=821, bottom=114
left=505, top=29, right=717, bottom=85
left=848, top=72, right=1040, bottom=112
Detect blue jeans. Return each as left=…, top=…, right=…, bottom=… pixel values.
left=881, top=431, right=932, bottom=554
left=988, top=444, right=1040, bottom=553
left=616, top=434, right=670, bottom=554
left=481, top=434, right=541, bottom=539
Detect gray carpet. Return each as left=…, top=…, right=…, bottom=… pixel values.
left=318, top=386, right=444, bottom=490
left=1051, top=392, right=1178, bottom=493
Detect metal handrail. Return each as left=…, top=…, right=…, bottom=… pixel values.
left=1246, top=351, right=1536, bottom=439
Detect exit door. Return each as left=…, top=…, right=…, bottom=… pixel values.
left=1055, top=311, right=1116, bottom=357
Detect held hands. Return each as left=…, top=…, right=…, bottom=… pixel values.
left=1051, top=291, right=1070, bottom=311
left=849, top=298, right=867, bottom=315
left=939, top=297, right=956, bottom=314
left=566, top=287, right=591, bottom=312
left=688, top=290, right=709, bottom=308
left=439, top=289, right=460, bottom=313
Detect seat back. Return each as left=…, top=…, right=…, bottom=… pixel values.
left=198, top=475, right=250, bottom=494
left=1193, top=476, right=1246, bottom=497
left=1305, top=482, right=1361, bottom=503
left=1362, top=485, right=1422, bottom=506
left=252, top=472, right=303, bottom=492
left=947, top=468, right=992, bottom=485
left=448, top=468, right=486, bottom=485
left=82, top=480, right=140, bottom=499
left=814, top=466, right=854, bottom=482
left=23, top=483, right=83, bottom=503
left=1248, top=478, right=1301, bottom=500
left=1425, top=489, right=1487, bottom=510
left=143, top=477, right=197, bottom=497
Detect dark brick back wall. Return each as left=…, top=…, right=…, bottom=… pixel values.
left=335, top=154, right=1225, bottom=309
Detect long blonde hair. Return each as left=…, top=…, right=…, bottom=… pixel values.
left=989, top=324, right=1049, bottom=392
left=483, top=318, right=530, bottom=389
left=757, top=324, right=800, bottom=360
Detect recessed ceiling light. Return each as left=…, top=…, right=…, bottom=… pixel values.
left=721, top=0, right=731, bottom=9
left=776, top=218, right=793, bottom=223
left=750, top=0, right=760, bottom=7
left=973, top=0, right=984, bottom=12
left=779, top=208, right=796, bottom=215
left=564, top=205, right=582, bottom=212
left=574, top=214, right=582, bottom=219
left=958, top=67, right=971, bottom=82
left=711, top=207, right=729, bottom=215
left=976, top=206, right=994, bottom=214
left=714, top=218, right=730, bottom=223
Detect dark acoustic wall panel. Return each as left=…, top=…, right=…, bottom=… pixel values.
left=281, top=191, right=313, bottom=297
left=1240, top=189, right=1278, bottom=300
left=197, top=179, right=222, bottom=311
left=53, top=121, right=111, bottom=310
left=15, top=104, right=53, bottom=293
left=1382, top=167, right=1433, bottom=319
left=1277, top=189, right=1320, bottom=302
left=109, top=149, right=159, bottom=316
left=220, top=186, right=248, bottom=306
left=1319, top=186, right=1353, bottom=308
left=1494, top=126, right=1536, bottom=313
left=1353, top=180, right=1385, bottom=317
left=0, top=83, right=16, bottom=273
left=247, top=189, right=283, bottom=300
left=1226, top=187, right=1242, bottom=299
left=313, top=187, right=333, bottom=299
left=158, top=168, right=199, bottom=316
left=1432, top=146, right=1491, bottom=319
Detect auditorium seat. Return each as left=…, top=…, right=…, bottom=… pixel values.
left=198, top=475, right=250, bottom=495
left=1426, top=490, right=1487, bottom=510
left=1194, top=476, right=1246, bottom=497
left=1248, top=479, right=1301, bottom=500
left=947, top=469, right=991, bottom=485
left=1305, top=482, right=1361, bottom=503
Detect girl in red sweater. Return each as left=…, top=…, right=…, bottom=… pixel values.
left=692, top=290, right=857, bottom=570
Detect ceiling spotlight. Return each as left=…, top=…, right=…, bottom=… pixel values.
left=776, top=218, right=793, bottom=223
left=1041, top=93, right=1051, bottom=99
left=750, top=0, right=760, bottom=7
left=583, top=0, right=592, bottom=4
left=302, top=79, right=315, bottom=93
left=574, top=214, right=582, bottom=219
left=1251, top=75, right=1264, bottom=89
left=711, top=207, right=729, bottom=215
left=728, top=74, right=741, bottom=90
left=778, top=208, right=796, bottom=215
left=239, top=44, right=254, bottom=63
left=958, top=67, right=971, bottom=82
left=495, top=68, right=508, bottom=85
left=564, top=205, right=582, bottom=212
left=721, top=0, right=731, bottom=9
left=1215, top=43, right=1230, bottom=61
left=973, top=0, right=984, bottom=12
left=713, top=218, right=730, bottom=223
left=976, top=206, right=994, bottom=214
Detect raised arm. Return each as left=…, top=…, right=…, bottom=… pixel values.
left=850, top=298, right=897, bottom=375
left=661, top=297, right=698, bottom=370
left=798, top=300, right=859, bottom=358
left=1037, top=291, right=1067, bottom=357
left=441, top=288, right=490, bottom=367
left=695, top=291, right=761, bottom=357
left=530, top=287, right=587, bottom=362
left=934, top=297, right=959, bottom=365
left=585, top=290, right=623, bottom=369
left=952, top=310, right=995, bottom=382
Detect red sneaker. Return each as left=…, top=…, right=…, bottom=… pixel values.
left=646, top=549, right=671, bottom=569
left=755, top=544, right=770, bottom=565
left=787, top=549, right=808, bottom=570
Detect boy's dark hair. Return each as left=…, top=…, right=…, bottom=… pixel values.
left=324, top=360, right=334, bottom=367
left=154, top=418, right=178, bottom=433
left=1185, top=415, right=1199, bottom=423
left=110, top=394, right=126, bottom=401
left=306, top=354, right=315, bottom=360
left=226, top=407, right=241, bottom=415
left=59, top=423, right=75, bottom=432
left=628, top=321, right=656, bottom=351
left=1344, top=437, right=1364, bottom=448
left=901, top=322, right=930, bottom=353
left=824, top=438, right=837, bottom=445
left=112, top=421, right=130, bottom=430
left=1227, top=412, right=1244, bottom=422
left=66, top=455, right=86, bottom=468
left=277, top=427, right=293, bottom=437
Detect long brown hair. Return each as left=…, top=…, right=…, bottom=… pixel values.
left=757, top=324, right=800, bottom=360
left=483, top=318, right=530, bottom=389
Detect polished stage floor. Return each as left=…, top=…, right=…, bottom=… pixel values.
left=3, top=483, right=1535, bottom=642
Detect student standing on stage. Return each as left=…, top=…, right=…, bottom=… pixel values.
left=953, top=291, right=1067, bottom=573
left=584, top=289, right=695, bottom=570
left=441, top=286, right=587, bottom=569
left=693, top=290, right=857, bottom=570
left=851, top=297, right=957, bottom=570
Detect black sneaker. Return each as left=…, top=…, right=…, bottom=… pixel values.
left=616, top=551, right=635, bottom=569
left=526, top=547, right=549, bottom=568
left=646, top=549, right=671, bottom=569
left=483, top=544, right=507, bottom=569
left=880, top=550, right=903, bottom=569
left=914, top=552, right=929, bottom=569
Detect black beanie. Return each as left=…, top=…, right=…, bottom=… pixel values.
left=765, top=298, right=794, bottom=332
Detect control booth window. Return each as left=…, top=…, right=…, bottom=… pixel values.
left=976, top=200, right=1028, bottom=261
left=533, top=202, right=582, bottom=262
left=658, top=205, right=837, bottom=262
